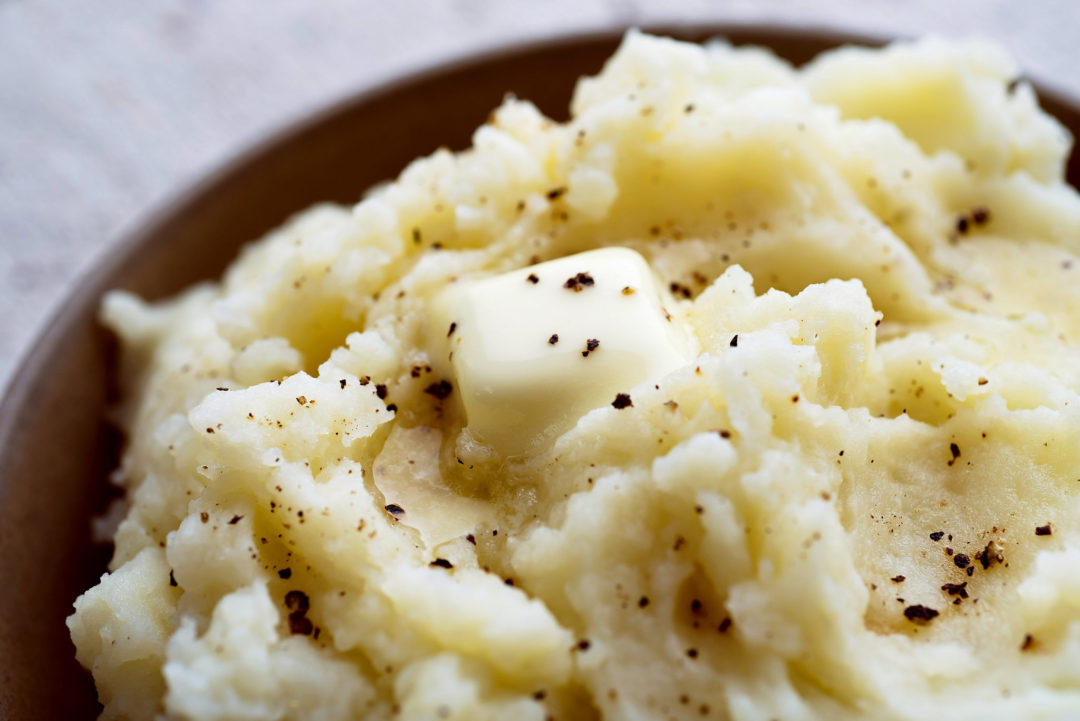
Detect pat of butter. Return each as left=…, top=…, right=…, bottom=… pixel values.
left=434, top=247, right=693, bottom=454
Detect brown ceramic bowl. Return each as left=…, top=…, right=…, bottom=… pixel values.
left=2, top=25, right=1079, bottom=720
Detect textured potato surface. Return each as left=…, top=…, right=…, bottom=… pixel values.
left=69, top=32, right=1080, bottom=720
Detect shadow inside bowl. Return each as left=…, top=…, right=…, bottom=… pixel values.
left=2, top=24, right=1079, bottom=720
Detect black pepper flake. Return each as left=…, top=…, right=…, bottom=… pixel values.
left=638, top=596, right=650, bottom=608
left=978, top=540, right=1006, bottom=569
left=339, top=379, right=347, bottom=389
left=526, top=273, right=540, bottom=284
left=289, top=613, right=313, bottom=636
left=930, top=531, right=945, bottom=542
left=284, top=590, right=310, bottom=613
left=1035, top=523, right=1052, bottom=536
left=384, top=504, right=405, bottom=519
left=169, top=570, right=177, bottom=587
left=891, top=575, right=906, bottom=583
left=718, top=617, right=732, bottom=633
left=533, top=691, right=547, bottom=701
left=954, top=553, right=971, bottom=569
left=465, top=533, right=476, bottom=545
left=612, top=393, right=633, bottom=409
left=412, top=227, right=422, bottom=244
left=729, top=335, right=738, bottom=348
left=576, top=639, right=591, bottom=651
left=563, top=272, right=595, bottom=292
left=582, top=338, right=600, bottom=357
left=278, top=568, right=292, bottom=580
left=548, top=333, right=559, bottom=345
left=430, top=558, right=453, bottom=569
left=669, top=282, right=692, bottom=299
left=972, top=207, right=990, bottom=225
left=200, top=512, right=209, bottom=524
left=1021, top=634, right=1035, bottom=651
left=686, top=648, right=699, bottom=659
left=447, top=322, right=457, bottom=338
left=966, top=566, right=975, bottom=577
left=690, top=599, right=703, bottom=614
left=375, top=384, right=388, bottom=400
left=948, top=443, right=960, bottom=466
left=424, top=380, right=453, bottom=400
left=228, top=515, right=242, bottom=525
left=546, top=187, right=567, bottom=200
left=903, top=604, right=939, bottom=623
left=956, top=216, right=970, bottom=235
left=941, top=582, right=969, bottom=598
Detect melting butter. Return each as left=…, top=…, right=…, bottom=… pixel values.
left=433, top=247, right=693, bottom=454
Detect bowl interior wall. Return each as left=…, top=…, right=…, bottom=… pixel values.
left=1, top=26, right=1078, bottom=720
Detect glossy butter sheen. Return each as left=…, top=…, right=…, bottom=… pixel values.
left=435, top=247, right=693, bottom=453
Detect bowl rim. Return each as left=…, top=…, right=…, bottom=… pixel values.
left=3, top=20, right=1079, bottom=718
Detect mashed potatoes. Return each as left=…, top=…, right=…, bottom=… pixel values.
left=68, top=32, right=1080, bottom=720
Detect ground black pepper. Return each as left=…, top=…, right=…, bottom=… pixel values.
left=424, top=380, right=453, bottom=400
left=285, top=590, right=310, bottom=613
left=612, top=393, right=633, bottom=409
left=941, top=582, right=969, bottom=599
left=563, top=272, right=595, bottom=292
left=903, top=604, right=939, bottom=623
